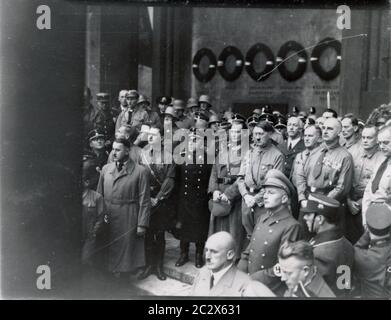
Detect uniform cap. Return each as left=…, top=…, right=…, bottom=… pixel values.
left=198, top=94, right=211, bottom=105
left=156, top=96, right=171, bottom=105
left=163, top=106, right=178, bottom=119
left=231, top=113, right=246, bottom=124
left=247, top=115, right=260, bottom=126
left=208, top=199, right=232, bottom=217
left=262, top=169, right=295, bottom=197
left=96, top=92, right=110, bottom=101
left=253, top=109, right=262, bottom=116
left=208, top=114, right=221, bottom=125
left=300, top=193, right=340, bottom=219
left=275, top=117, right=287, bottom=129
left=366, top=203, right=391, bottom=236
left=137, top=94, right=150, bottom=106
left=187, top=98, right=199, bottom=109
left=259, top=113, right=277, bottom=125
left=127, top=90, right=139, bottom=98
left=172, top=99, right=185, bottom=110
left=88, top=129, right=105, bottom=141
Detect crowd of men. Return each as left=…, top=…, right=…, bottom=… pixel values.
left=81, top=86, right=391, bottom=298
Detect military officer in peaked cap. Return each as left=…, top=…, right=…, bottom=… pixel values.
left=274, top=116, right=287, bottom=140
left=237, top=169, right=302, bottom=295
left=175, top=128, right=212, bottom=268
left=353, top=203, right=391, bottom=298
left=301, top=193, right=354, bottom=297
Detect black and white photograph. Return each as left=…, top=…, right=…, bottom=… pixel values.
left=1, top=0, right=391, bottom=302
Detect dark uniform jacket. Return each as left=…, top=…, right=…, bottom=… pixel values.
left=237, top=206, right=302, bottom=282
left=354, top=232, right=391, bottom=298
left=283, top=272, right=336, bottom=298
left=279, top=138, right=305, bottom=177
left=176, top=151, right=212, bottom=242
left=310, top=228, right=354, bottom=297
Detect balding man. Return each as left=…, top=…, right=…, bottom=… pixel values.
left=279, top=116, right=305, bottom=177
left=190, top=232, right=275, bottom=297
left=296, top=118, right=353, bottom=234
left=362, top=125, right=391, bottom=226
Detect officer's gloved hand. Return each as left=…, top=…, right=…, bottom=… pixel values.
left=213, top=190, right=222, bottom=201
left=244, top=194, right=256, bottom=208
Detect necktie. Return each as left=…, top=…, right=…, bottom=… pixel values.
left=288, top=142, right=292, bottom=150
left=116, top=161, right=124, bottom=172
left=371, top=159, right=388, bottom=193
left=210, top=274, right=215, bottom=289
left=127, top=110, right=132, bottom=124
left=312, top=148, right=327, bottom=179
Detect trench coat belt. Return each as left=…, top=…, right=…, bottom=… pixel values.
left=110, top=199, right=137, bottom=204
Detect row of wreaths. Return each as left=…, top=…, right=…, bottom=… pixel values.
left=192, top=38, right=341, bottom=82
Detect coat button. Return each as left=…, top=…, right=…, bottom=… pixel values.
left=276, top=220, right=279, bottom=224
left=269, top=229, right=273, bottom=233
left=261, top=253, right=265, bottom=257
left=185, top=185, right=187, bottom=187
left=197, top=186, right=200, bottom=189
left=253, top=238, right=256, bottom=241
left=264, top=241, right=268, bottom=245
left=198, top=178, right=200, bottom=181
left=184, top=192, right=187, bottom=195
left=261, top=265, right=264, bottom=269
left=248, top=261, right=252, bottom=264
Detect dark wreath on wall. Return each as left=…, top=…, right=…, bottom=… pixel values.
left=192, top=38, right=341, bottom=82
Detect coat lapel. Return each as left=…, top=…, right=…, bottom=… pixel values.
left=210, top=265, right=236, bottom=296
left=112, top=160, right=136, bottom=183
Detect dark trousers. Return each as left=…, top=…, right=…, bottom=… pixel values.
left=179, top=240, right=205, bottom=256
left=144, top=230, right=166, bottom=269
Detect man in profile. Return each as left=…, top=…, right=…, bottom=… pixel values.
left=277, top=240, right=335, bottom=298
left=190, top=232, right=274, bottom=297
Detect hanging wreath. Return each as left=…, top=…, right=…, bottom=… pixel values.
left=192, top=48, right=217, bottom=83
left=311, top=37, right=341, bottom=81
left=276, top=41, right=307, bottom=82
left=217, top=46, right=244, bottom=81
left=245, top=43, right=275, bottom=81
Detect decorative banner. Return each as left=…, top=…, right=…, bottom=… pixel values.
left=192, top=39, right=342, bottom=82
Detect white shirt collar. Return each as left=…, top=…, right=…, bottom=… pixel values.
left=210, top=263, right=233, bottom=286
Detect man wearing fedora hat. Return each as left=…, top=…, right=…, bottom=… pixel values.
left=237, top=169, right=302, bottom=295
left=353, top=203, right=391, bottom=298
left=302, top=193, right=354, bottom=297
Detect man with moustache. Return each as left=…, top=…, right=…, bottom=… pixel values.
left=362, top=125, right=391, bottom=226
left=97, top=138, right=150, bottom=279
left=340, top=114, right=361, bottom=151
left=236, top=121, right=285, bottom=237
left=190, top=232, right=275, bottom=297
left=208, top=119, right=248, bottom=258
left=296, top=118, right=353, bottom=234
left=237, top=169, right=302, bottom=295
left=346, top=125, right=385, bottom=243
left=279, top=116, right=305, bottom=177
left=137, top=127, right=176, bottom=281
